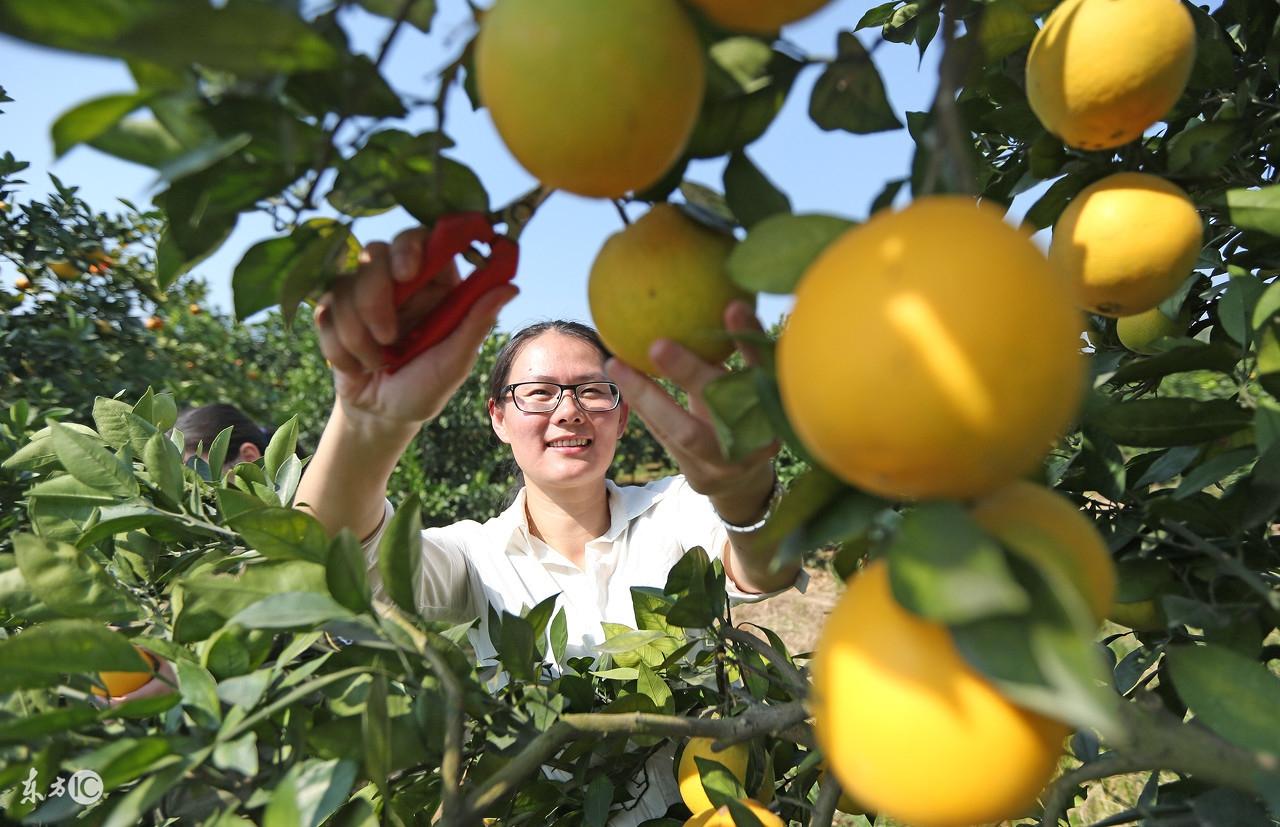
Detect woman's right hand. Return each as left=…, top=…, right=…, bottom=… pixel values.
left=314, top=226, right=519, bottom=430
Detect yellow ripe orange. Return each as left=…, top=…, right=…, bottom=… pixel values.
left=93, top=646, right=157, bottom=698
left=812, top=560, right=1069, bottom=827
left=777, top=196, right=1084, bottom=501
left=1050, top=173, right=1202, bottom=317
left=676, top=737, right=762, bottom=815
left=14, top=275, right=31, bottom=291
left=590, top=204, right=752, bottom=375
left=683, top=800, right=783, bottom=827
left=475, top=0, right=704, bottom=198
left=1117, top=307, right=1186, bottom=354
left=971, top=480, right=1116, bottom=624
left=686, top=0, right=831, bottom=33
left=1026, top=0, right=1195, bottom=150
left=144, top=316, right=165, bottom=331
left=189, top=303, right=203, bottom=315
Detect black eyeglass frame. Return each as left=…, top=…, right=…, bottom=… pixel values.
left=499, top=381, right=623, bottom=413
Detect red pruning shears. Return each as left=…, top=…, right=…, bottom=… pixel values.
left=382, top=211, right=519, bottom=374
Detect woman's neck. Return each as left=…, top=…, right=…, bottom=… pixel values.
left=523, top=482, right=611, bottom=569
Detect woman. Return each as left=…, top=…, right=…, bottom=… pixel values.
left=297, top=227, right=804, bottom=822
left=175, top=403, right=271, bottom=471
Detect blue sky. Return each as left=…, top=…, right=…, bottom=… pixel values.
left=2, top=0, right=941, bottom=330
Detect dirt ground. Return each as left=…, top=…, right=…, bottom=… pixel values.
left=732, top=560, right=843, bottom=656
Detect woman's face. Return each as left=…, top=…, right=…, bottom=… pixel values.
left=489, top=331, right=628, bottom=493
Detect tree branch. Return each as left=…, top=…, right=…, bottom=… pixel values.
left=1040, top=697, right=1278, bottom=825
left=926, top=0, right=978, bottom=196
left=451, top=701, right=808, bottom=824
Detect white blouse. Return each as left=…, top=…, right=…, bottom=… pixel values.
left=361, top=474, right=805, bottom=825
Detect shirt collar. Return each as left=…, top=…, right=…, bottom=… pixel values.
left=493, top=477, right=674, bottom=553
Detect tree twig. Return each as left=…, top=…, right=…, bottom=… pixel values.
left=453, top=701, right=808, bottom=823
left=723, top=625, right=809, bottom=696
left=810, top=769, right=841, bottom=827
left=924, top=0, right=978, bottom=195
left=1039, top=697, right=1278, bottom=826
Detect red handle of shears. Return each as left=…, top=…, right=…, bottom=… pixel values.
left=382, top=211, right=519, bottom=375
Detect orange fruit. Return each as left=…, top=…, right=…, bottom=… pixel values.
left=144, top=316, right=165, bottom=331
left=971, top=480, right=1116, bottom=623
left=14, top=275, right=31, bottom=291
left=475, top=0, right=704, bottom=198
left=686, top=0, right=831, bottom=33
left=93, top=646, right=158, bottom=698
left=1026, top=0, right=1194, bottom=150
left=683, top=800, right=783, bottom=827
left=777, top=196, right=1084, bottom=500
left=189, top=303, right=202, bottom=315
left=1050, top=173, right=1202, bottom=317
left=1116, top=307, right=1187, bottom=354
left=589, top=204, right=752, bottom=375
left=812, top=560, right=1068, bottom=827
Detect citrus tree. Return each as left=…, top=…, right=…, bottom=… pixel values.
left=0, top=0, right=1278, bottom=825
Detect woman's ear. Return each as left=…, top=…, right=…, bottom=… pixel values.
left=488, top=399, right=512, bottom=444
left=237, top=442, right=262, bottom=464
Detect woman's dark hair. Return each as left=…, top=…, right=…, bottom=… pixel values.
left=175, top=404, right=271, bottom=458
left=485, top=320, right=612, bottom=408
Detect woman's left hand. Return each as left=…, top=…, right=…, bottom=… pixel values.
left=604, top=299, right=778, bottom=524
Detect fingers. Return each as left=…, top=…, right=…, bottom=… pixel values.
left=389, top=226, right=431, bottom=282
left=725, top=299, right=768, bottom=366
left=398, top=283, right=520, bottom=386
left=103, top=657, right=177, bottom=708
left=606, top=357, right=705, bottom=453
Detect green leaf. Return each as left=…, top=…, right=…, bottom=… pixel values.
left=583, top=775, right=614, bottom=827
left=1167, top=644, right=1280, bottom=756
left=809, top=32, right=902, bottom=134
left=261, top=758, right=358, bottom=827
left=1167, top=120, right=1242, bottom=177
left=1208, top=185, right=1280, bottom=237
left=978, top=0, right=1037, bottom=61
left=50, top=420, right=139, bottom=496
left=703, top=368, right=776, bottom=463
left=1093, top=398, right=1252, bottom=447
left=94, top=396, right=138, bottom=449
left=887, top=503, right=1029, bottom=623
left=697, top=756, right=749, bottom=809
left=142, top=430, right=183, bottom=505
left=377, top=495, right=423, bottom=616
left=952, top=557, right=1119, bottom=736
left=229, top=507, right=329, bottom=564
left=499, top=612, right=537, bottom=682
left=51, top=91, right=153, bottom=158
left=263, top=415, right=298, bottom=480
left=600, top=624, right=681, bottom=669
left=326, top=530, right=372, bottom=615
left=1029, top=173, right=1096, bottom=230
left=1107, top=342, right=1241, bottom=385
left=1172, top=448, right=1256, bottom=499
left=356, top=0, right=435, bottom=32
left=13, top=533, right=140, bottom=621
left=0, top=620, right=150, bottom=693
left=232, top=219, right=359, bottom=323
left=230, top=593, right=354, bottom=630
left=723, top=150, right=791, bottom=229
left=1218, top=274, right=1267, bottom=347
left=727, top=212, right=854, bottom=294
left=327, top=130, right=488, bottom=225
left=26, top=475, right=116, bottom=542
left=687, top=40, right=801, bottom=159
left=3, top=422, right=98, bottom=473
left=635, top=662, right=674, bottom=714
left=89, top=114, right=185, bottom=168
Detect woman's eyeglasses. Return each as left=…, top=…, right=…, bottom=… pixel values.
left=501, top=381, right=622, bottom=413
